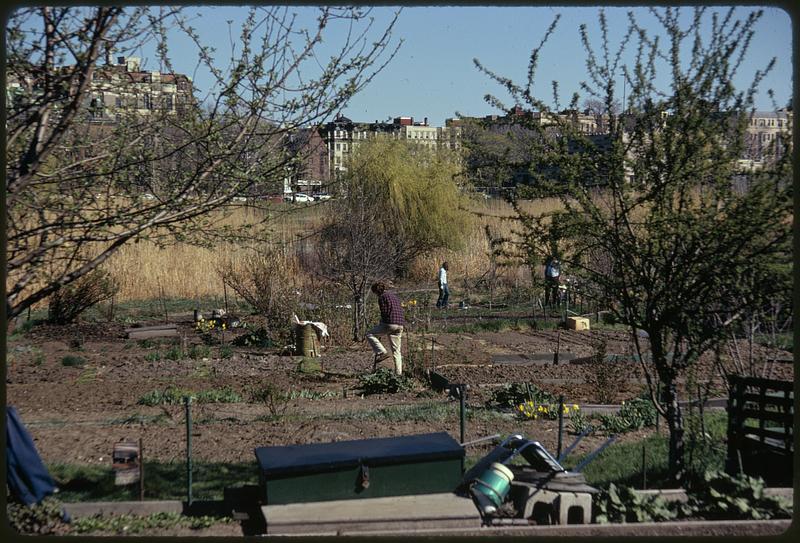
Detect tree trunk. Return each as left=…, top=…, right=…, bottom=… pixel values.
left=352, top=293, right=363, bottom=342
left=664, top=379, right=686, bottom=485
left=651, top=331, right=686, bottom=486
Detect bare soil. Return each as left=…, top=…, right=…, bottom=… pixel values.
left=6, top=317, right=793, bottom=468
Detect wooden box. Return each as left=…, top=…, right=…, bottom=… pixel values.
left=255, top=432, right=464, bottom=505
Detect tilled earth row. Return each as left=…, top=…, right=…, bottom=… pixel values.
left=6, top=321, right=792, bottom=467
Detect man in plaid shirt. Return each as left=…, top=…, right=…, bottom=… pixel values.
left=366, top=281, right=405, bottom=375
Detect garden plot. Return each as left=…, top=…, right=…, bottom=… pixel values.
left=6, top=318, right=793, bottom=472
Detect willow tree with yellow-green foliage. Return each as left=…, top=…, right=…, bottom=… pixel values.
left=476, top=7, right=792, bottom=484
left=316, top=138, right=471, bottom=339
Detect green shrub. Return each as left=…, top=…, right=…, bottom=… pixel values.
left=488, top=382, right=554, bottom=408
left=595, top=483, right=679, bottom=523
left=6, top=496, right=67, bottom=535
left=61, top=355, right=86, bottom=367
left=358, top=368, right=413, bottom=394
left=144, top=351, right=161, bottom=362
left=685, top=471, right=792, bottom=520
left=231, top=327, right=274, bottom=348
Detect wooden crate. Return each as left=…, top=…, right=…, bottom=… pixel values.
left=567, top=317, right=590, bottom=331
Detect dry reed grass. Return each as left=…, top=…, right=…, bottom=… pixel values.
left=107, top=198, right=567, bottom=301
left=17, top=197, right=565, bottom=305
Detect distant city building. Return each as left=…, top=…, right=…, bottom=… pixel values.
left=284, top=127, right=329, bottom=194
left=317, top=114, right=463, bottom=179
left=83, top=56, right=194, bottom=122
left=6, top=55, right=194, bottom=127
left=741, top=109, right=792, bottom=167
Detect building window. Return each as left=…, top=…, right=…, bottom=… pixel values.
left=115, top=96, right=122, bottom=107
left=164, top=94, right=173, bottom=110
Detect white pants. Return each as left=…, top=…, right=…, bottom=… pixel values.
left=366, top=323, right=404, bottom=374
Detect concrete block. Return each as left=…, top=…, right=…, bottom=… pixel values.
left=511, top=486, right=593, bottom=525
left=567, top=317, right=590, bottom=331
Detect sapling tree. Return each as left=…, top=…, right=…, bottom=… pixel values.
left=476, top=7, right=792, bottom=483
left=5, top=5, right=400, bottom=321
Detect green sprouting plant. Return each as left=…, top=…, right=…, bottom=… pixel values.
left=195, top=387, right=241, bottom=404
left=144, top=351, right=161, bottom=362
left=164, top=346, right=184, bottom=361
left=6, top=496, right=67, bottom=535
left=595, top=483, right=679, bottom=524
left=569, top=407, right=594, bottom=434
left=137, top=387, right=191, bottom=406
left=32, top=349, right=45, bottom=366
left=685, top=471, right=793, bottom=520
left=69, top=511, right=230, bottom=534
left=219, top=345, right=234, bottom=359
left=288, top=389, right=340, bottom=400
left=75, top=368, right=97, bottom=384
left=358, top=368, right=413, bottom=395
left=618, top=397, right=658, bottom=430
left=596, top=396, right=658, bottom=434
left=60, top=355, right=86, bottom=367
left=137, top=386, right=241, bottom=406
left=187, top=344, right=211, bottom=359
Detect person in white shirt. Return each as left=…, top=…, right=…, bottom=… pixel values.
left=544, top=256, right=561, bottom=306
left=436, top=262, right=449, bottom=309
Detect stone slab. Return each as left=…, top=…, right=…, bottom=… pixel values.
left=332, top=519, right=791, bottom=537
left=261, top=492, right=481, bottom=535
left=125, top=324, right=178, bottom=340
left=490, top=353, right=577, bottom=365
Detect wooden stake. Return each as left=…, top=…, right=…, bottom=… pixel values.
left=139, top=437, right=144, bottom=501
left=553, top=330, right=561, bottom=365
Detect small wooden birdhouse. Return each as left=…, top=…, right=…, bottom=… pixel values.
left=112, top=440, right=140, bottom=486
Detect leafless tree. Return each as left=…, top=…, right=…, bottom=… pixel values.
left=5, top=5, right=400, bottom=320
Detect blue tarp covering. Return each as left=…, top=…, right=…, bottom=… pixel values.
left=6, top=406, right=57, bottom=505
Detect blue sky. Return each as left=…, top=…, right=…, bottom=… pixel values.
left=137, top=5, right=792, bottom=126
